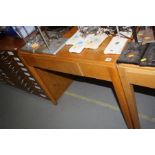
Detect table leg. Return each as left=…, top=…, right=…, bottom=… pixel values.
left=109, top=67, right=136, bottom=128
left=117, top=65, right=140, bottom=129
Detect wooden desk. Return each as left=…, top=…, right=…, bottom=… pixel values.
left=19, top=28, right=135, bottom=128
left=118, top=64, right=155, bottom=128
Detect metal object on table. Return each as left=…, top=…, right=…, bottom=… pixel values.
left=36, top=26, right=51, bottom=52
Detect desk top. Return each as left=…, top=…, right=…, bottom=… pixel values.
left=56, top=37, right=119, bottom=66
left=20, top=27, right=120, bottom=67
left=118, top=63, right=155, bottom=71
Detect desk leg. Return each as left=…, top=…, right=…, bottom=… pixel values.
left=19, top=54, right=73, bottom=105
left=117, top=66, right=140, bottom=129
left=29, top=67, right=73, bottom=104
left=109, top=67, right=135, bottom=129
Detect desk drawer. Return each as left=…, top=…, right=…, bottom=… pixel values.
left=21, top=54, right=82, bottom=76
left=36, top=59, right=82, bottom=76
left=79, top=63, right=111, bottom=81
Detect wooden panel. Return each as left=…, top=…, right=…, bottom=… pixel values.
left=21, top=53, right=82, bottom=76
left=79, top=63, right=111, bottom=81
left=35, top=68, right=73, bottom=103
left=34, top=58, right=82, bottom=76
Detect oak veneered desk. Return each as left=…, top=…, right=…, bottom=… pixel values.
left=19, top=28, right=135, bottom=128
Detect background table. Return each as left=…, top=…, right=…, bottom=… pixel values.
left=118, top=64, right=155, bottom=128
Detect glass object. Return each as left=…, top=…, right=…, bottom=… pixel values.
left=21, top=27, right=70, bottom=54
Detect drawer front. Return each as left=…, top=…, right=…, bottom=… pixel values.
left=36, top=58, right=82, bottom=76
left=79, top=63, right=111, bottom=81
left=21, top=54, right=82, bottom=76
